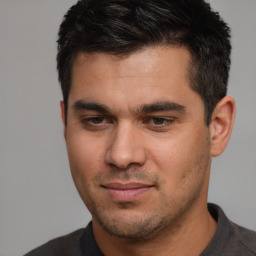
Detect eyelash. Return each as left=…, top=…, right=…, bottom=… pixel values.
left=145, top=117, right=175, bottom=126
left=80, top=116, right=175, bottom=130
left=81, top=116, right=112, bottom=127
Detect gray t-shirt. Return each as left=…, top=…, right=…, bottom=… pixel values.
left=24, top=203, right=256, bottom=256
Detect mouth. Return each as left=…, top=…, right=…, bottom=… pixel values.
left=101, top=182, right=154, bottom=202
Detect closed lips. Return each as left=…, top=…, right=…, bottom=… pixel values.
left=102, top=182, right=154, bottom=202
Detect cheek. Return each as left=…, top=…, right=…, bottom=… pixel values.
left=66, top=135, right=107, bottom=211
left=66, top=133, right=105, bottom=190
left=148, top=128, right=210, bottom=183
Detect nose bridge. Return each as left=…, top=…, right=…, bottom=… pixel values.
left=105, top=121, right=146, bottom=169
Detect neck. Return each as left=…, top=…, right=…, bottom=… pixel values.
left=92, top=202, right=217, bottom=256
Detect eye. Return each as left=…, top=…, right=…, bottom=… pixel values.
left=88, top=116, right=105, bottom=124
left=149, top=117, right=174, bottom=126
left=81, top=116, right=113, bottom=130
left=143, top=116, right=175, bottom=131
left=151, top=117, right=167, bottom=125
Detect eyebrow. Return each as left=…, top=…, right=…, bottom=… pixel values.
left=72, top=100, right=185, bottom=115
left=72, top=100, right=111, bottom=114
left=135, top=101, right=186, bottom=114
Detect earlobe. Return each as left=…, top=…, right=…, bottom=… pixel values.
left=60, top=101, right=67, bottom=140
left=210, top=96, right=236, bottom=157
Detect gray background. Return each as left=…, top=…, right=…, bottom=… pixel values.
left=0, top=0, right=255, bottom=255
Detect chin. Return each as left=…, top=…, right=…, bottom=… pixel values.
left=93, top=208, right=174, bottom=241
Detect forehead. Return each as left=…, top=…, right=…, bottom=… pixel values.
left=72, top=46, right=191, bottom=81
left=69, top=46, right=201, bottom=113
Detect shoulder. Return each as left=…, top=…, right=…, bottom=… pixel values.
left=228, top=221, right=256, bottom=255
left=205, top=203, right=256, bottom=256
left=23, top=228, right=85, bottom=256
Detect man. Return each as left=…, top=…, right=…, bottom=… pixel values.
left=25, top=0, right=256, bottom=255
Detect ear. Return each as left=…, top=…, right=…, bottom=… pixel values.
left=209, top=96, right=236, bottom=157
left=60, top=101, right=67, bottom=141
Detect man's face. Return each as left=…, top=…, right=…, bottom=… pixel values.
left=63, top=46, right=212, bottom=240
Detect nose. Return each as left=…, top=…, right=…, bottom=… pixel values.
left=105, top=122, right=146, bottom=169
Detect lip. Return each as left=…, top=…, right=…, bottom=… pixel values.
left=102, top=182, right=154, bottom=202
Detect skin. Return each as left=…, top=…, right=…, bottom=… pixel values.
left=61, top=46, right=235, bottom=256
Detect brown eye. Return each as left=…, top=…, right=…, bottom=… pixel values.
left=89, top=116, right=105, bottom=124
left=151, top=117, right=166, bottom=125
left=80, top=116, right=114, bottom=131
left=143, top=116, right=175, bottom=131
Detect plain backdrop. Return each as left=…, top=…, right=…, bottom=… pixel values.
left=0, top=0, right=255, bottom=255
